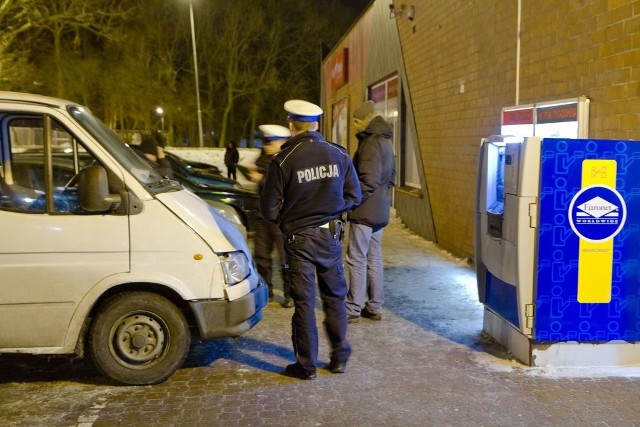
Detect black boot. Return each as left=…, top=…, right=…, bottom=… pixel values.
left=281, top=266, right=293, bottom=307
left=282, top=296, right=294, bottom=308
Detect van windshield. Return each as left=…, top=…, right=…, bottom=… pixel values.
left=67, top=105, right=171, bottom=191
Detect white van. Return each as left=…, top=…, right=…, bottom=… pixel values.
left=0, top=92, right=268, bottom=385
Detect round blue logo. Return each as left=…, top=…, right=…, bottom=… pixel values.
left=568, top=185, right=627, bottom=242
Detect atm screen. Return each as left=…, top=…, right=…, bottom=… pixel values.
left=484, top=142, right=506, bottom=238
left=487, top=146, right=505, bottom=215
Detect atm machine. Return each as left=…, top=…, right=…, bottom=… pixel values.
left=476, top=136, right=640, bottom=367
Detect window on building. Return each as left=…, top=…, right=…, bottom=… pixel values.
left=370, top=76, right=420, bottom=189
left=403, top=112, right=420, bottom=188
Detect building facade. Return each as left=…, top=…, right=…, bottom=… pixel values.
left=321, top=0, right=640, bottom=261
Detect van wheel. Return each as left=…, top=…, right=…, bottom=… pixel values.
left=89, top=291, right=190, bottom=385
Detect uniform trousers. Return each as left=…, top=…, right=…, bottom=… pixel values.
left=285, top=226, right=351, bottom=374
left=253, top=216, right=289, bottom=298
left=345, top=222, right=384, bottom=316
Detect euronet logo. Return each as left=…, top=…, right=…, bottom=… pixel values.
left=568, top=185, right=627, bottom=242
left=574, top=196, right=619, bottom=224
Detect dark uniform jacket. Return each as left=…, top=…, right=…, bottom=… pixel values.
left=260, top=130, right=362, bottom=236
left=254, top=148, right=272, bottom=193
left=348, top=115, right=396, bottom=231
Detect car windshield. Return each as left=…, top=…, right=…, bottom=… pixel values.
left=67, top=105, right=174, bottom=193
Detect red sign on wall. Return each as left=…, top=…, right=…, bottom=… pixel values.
left=330, top=48, right=349, bottom=91
left=502, top=108, right=533, bottom=125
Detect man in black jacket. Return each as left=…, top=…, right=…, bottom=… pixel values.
left=224, top=141, right=239, bottom=180
left=345, top=100, right=396, bottom=323
left=260, top=99, right=362, bottom=380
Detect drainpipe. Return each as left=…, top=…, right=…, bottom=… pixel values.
left=516, top=0, right=522, bottom=105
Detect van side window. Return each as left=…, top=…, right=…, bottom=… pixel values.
left=0, top=115, right=103, bottom=214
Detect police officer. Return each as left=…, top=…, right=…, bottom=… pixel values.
left=260, top=99, right=362, bottom=380
left=250, top=124, right=293, bottom=307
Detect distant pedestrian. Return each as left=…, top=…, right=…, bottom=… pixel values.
left=251, top=124, right=293, bottom=307
left=224, top=140, right=239, bottom=180
left=260, top=99, right=362, bottom=380
left=345, top=100, right=396, bottom=323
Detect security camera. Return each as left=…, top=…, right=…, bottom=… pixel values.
left=388, top=3, right=397, bottom=19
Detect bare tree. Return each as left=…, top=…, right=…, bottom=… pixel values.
left=199, top=0, right=334, bottom=147
left=28, top=0, right=134, bottom=97
left=0, top=0, right=38, bottom=87
left=0, top=0, right=356, bottom=147
left=99, top=1, right=191, bottom=141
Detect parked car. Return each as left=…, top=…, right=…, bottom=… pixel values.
left=181, top=180, right=259, bottom=233
left=165, top=151, right=222, bottom=175
left=164, top=151, right=241, bottom=189
left=11, top=151, right=257, bottom=235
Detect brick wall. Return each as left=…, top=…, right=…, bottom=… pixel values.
left=396, top=0, right=640, bottom=260
left=519, top=0, right=640, bottom=139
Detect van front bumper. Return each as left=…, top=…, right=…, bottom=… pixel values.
left=189, top=282, right=269, bottom=339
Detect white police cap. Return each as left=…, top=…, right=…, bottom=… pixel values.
left=284, top=99, right=323, bottom=122
left=259, top=124, right=291, bottom=140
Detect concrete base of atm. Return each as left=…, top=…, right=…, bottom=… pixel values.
left=483, top=307, right=640, bottom=367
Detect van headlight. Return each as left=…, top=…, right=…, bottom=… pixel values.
left=219, top=251, right=250, bottom=285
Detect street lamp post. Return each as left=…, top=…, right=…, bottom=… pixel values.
left=156, top=107, right=165, bottom=133
left=189, top=0, right=204, bottom=147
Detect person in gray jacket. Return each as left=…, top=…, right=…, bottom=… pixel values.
left=345, top=100, right=396, bottom=323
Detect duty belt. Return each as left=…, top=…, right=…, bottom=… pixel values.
left=286, top=219, right=344, bottom=243
left=327, top=219, right=344, bottom=240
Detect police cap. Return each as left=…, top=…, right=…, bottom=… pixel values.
left=284, top=99, right=323, bottom=122
left=259, top=124, right=291, bottom=140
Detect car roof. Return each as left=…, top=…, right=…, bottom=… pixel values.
left=0, top=91, right=78, bottom=109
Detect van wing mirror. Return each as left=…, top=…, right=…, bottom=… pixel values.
left=78, top=165, right=122, bottom=212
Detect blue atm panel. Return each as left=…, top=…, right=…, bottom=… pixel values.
left=535, top=138, right=640, bottom=341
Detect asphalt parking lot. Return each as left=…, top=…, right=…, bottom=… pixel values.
left=2, top=217, right=640, bottom=426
